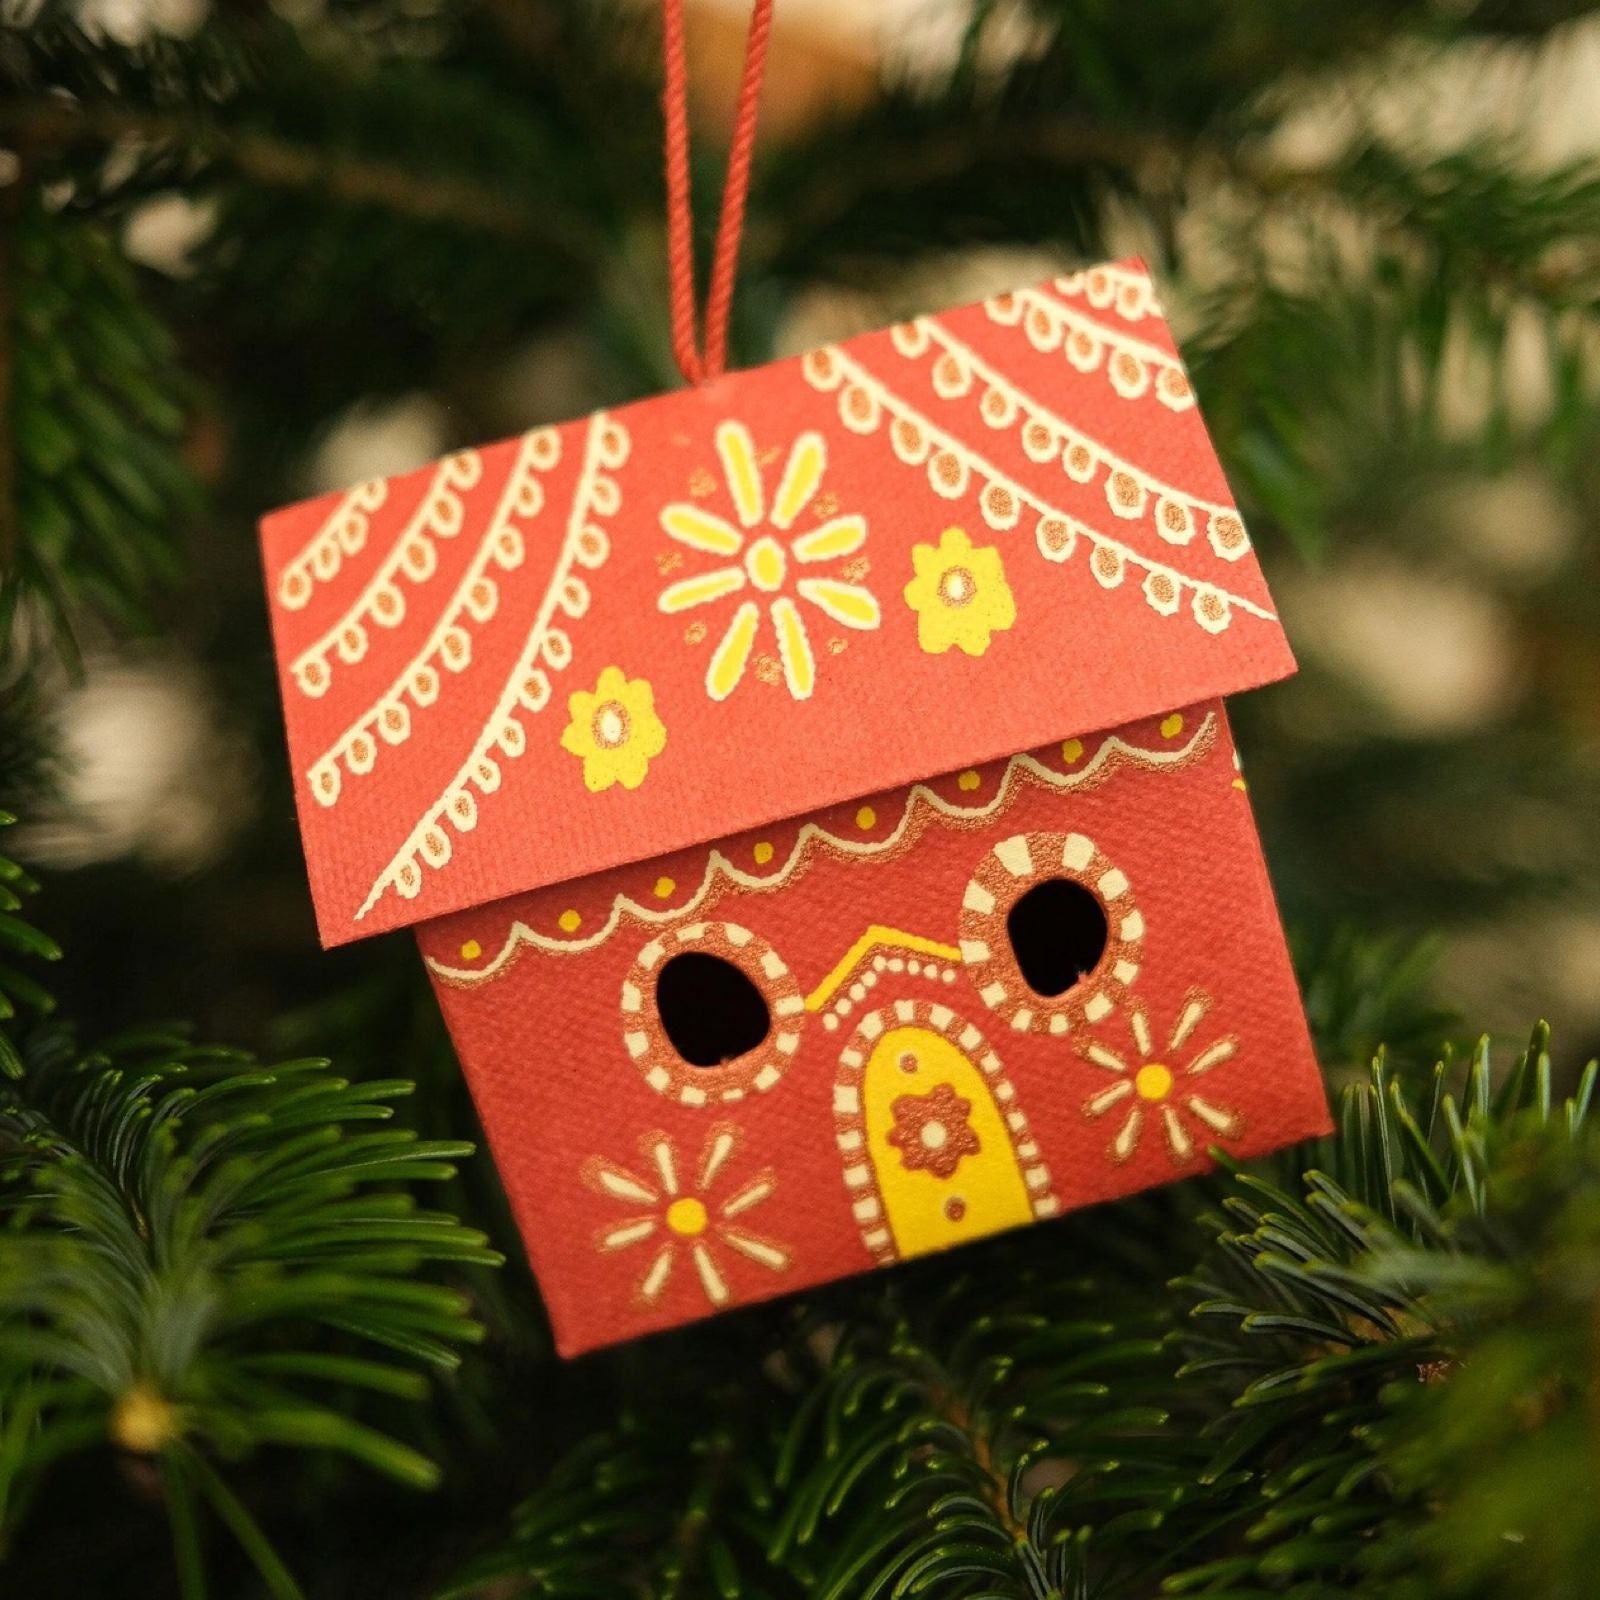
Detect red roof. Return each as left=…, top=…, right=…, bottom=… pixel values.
left=260, top=259, right=1294, bottom=946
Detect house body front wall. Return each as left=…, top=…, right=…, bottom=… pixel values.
left=419, top=702, right=1327, bottom=1356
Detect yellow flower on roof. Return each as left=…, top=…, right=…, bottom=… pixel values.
left=658, top=423, right=880, bottom=701
left=904, top=526, right=1016, bottom=657
left=560, top=665, right=666, bottom=792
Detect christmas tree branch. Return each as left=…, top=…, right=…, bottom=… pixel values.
left=0, top=816, right=61, bottom=1081
left=450, top=1027, right=1600, bottom=1600
left=0, top=834, right=504, bottom=1595
left=0, top=97, right=565, bottom=245
left=755, top=113, right=1191, bottom=269
left=0, top=158, right=20, bottom=579
left=5, top=5, right=1599, bottom=1595
left=439, top=1406, right=799, bottom=1600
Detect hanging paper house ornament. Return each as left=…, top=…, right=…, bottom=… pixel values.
left=259, top=257, right=1330, bottom=1356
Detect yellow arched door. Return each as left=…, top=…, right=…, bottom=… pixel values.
left=860, top=1024, right=1034, bottom=1260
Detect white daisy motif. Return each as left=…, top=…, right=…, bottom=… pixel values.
left=582, top=1124, right=791, bottom=1308
left=658, top=423, right=881, bottom=700
left=1078, top=991, right=1243, bottom=1164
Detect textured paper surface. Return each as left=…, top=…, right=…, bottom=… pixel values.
left=419, top=702, right=1329, bottom=1357
left=258, top=258, right=1327, bottom=1354
left=259, top=259, right=1295, bottom=946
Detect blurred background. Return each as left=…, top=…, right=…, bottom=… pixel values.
left=4, top=2, right=1600, bottom=1595
left=6, top=0, right=1597, bottom=1070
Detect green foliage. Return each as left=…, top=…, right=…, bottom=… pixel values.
left=0, top=812, right=60, bottom=1080
left=1363, top=1123, right=1600, bottom=1598
left=444, top=1029, right=1600, bottom=1600
left=768, top=1241, right=1184, bottom=1600
left=0, top=1032, right=501, bottom=1592
left=1162, top=1030, right=1595, bottom=1598
left=440, top=1414, right=796, bottom=1600
left=1, top=193, right=199, bottom=663
left=4, top=0, right=1600, bottom=1594
left=1294, top=928, right=1456, bottom=1075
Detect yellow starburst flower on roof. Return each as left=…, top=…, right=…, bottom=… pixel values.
left=658, top=423, right=880, bottom=701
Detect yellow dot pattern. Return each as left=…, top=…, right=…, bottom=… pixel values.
left=558, top=909, right=581, bottom=933
left=957, top=769, right=980, bottom=792
left=856, top=806, right=876, bottom=830
left=653, top=876, right=675, bottom=899
left=753, top=841, right=774, bottom=866
left=459, top=939, right=482, bottom=961
left=1061, top=739, right=1084, bottom=765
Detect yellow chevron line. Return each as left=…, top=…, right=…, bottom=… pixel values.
left=804, top=925, right=963, bottom=1012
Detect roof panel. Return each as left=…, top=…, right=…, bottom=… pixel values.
left=260, top=259, right=1295, bottom=946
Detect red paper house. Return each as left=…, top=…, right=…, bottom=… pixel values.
left=261, top=259, right=1329, bottom=1356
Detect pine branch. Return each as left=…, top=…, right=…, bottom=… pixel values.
left=0, top=814, right=61, bottom=1082
left=0, top=194, right=198, bottom=665
left=769, top=1029, right=1596, bottom=1598
left=0, top=1030, right=503, bottom=1591
left=1294, top=929, right=1457, bottom=1075
left=6, top=5, right=1600, bottom=1595
left=0, top=157, right=21, bottom=582
left=765, top=1227, right=1209, bottom=1600
left=439, top=1406, right=799, bottom=1599
left=1361, top=1118, right=1600, bottom=1595
left=0, top=95, right=591, bottom=247
left=1158, top=1028, right=1597, bottom=1597
left=452, top=1026, right=1597, bottom=1600
left=752, top=8, right=1600, bottom=300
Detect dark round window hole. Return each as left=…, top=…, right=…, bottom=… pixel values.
left=1005, top=877, right=1109, bottom=998
left=655, top=952, right=771, bottom=1068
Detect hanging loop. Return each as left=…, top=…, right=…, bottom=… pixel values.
left=661, top=0, right=775, bottom=385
